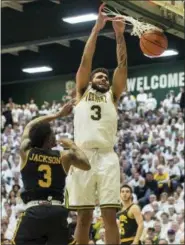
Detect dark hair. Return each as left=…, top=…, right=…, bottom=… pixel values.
left=146, top=172, right=153, bottom=175
left=29, top=122, right=52, bottom=148
left=90, top=68, right=109, bottom=81
left=148, top=227, right=155, bottom=232
left=120, top=184, right=133, bottom=193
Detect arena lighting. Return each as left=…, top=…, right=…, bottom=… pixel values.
left=22, top=66, right=53, bottom=74
left=62, top=13, right=98, bottom=24
left=144, top=49, right=178, bottom=58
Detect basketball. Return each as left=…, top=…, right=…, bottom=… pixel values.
left=140, top=31, right=168, bottom=57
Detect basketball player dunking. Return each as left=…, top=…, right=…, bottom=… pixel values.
left=117, top=185, right=144, bottom=245
left=65, top=5, right=127, bottom=244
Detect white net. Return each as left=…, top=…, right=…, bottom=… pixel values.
left=103, top=6, right=163, bottom=38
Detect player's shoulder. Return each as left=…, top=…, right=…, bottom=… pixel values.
left=50, top=149, right=61, bottom=156
left=76, top=86, right=92, bottom=102
left=130, top=203, right=141, bottom=212
left=35, top=147, right=60, bottom=156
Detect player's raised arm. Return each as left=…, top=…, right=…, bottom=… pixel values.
left=60, top=138, right=91, bottom=173
left=112, top=19, right=127, bottom=102
left=20, top=101, right=73, bottom=155
left=76, top=4, right=108, bottom=97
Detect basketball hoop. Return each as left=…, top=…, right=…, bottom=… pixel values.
left=101, top=5, right=163, bottom=38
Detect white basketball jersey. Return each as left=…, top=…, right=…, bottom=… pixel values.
left=74, top=87, right=118, bottom=149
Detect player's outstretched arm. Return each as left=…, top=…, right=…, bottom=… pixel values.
left=112, top=19, right=127, bottom=102
left=60, top=138, right=91, bottom=174
left=20, top=101, right=74, bottom=153
left=76, top=4, right=108, bottom=97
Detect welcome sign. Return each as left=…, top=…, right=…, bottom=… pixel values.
left=126, top=60, right=184, bottom=102
left=127, top=72, right=184, bottom=92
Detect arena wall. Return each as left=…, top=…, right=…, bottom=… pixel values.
left=2, top=60, right=184, bottom=105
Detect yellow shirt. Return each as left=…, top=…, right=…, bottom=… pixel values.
left=154, top=173, right=169, bottom=188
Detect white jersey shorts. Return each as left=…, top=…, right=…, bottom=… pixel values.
left=65, top=148, right=121, bottom=210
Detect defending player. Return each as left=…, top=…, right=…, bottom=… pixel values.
left=117, top=185, right=144, bottom=245
left=65, top=4, right=127, bottom=244
left=12, top=101, right=90, bottom=245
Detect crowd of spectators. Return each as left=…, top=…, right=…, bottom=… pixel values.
left=1, top=87, right=184, bottom=244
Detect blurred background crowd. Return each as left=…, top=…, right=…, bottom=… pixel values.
left=1, top=87, right=184, bottom=245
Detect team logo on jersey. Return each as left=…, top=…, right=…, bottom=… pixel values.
left=85, top=92, right=107, bottom=103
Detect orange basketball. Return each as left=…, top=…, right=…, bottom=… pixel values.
left=140, top=31, right=168, bottom=57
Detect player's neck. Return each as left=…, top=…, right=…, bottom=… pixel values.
left=42, top=143, right=51, bottom=150
left=122, top=200, right=133, bottom=209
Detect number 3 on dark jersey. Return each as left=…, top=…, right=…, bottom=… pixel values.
left=38, top=164, right=51, bottom=188
left=91, top=105, right=101, bottom=120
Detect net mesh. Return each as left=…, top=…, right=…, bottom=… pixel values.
left=103, top=6, right=163, bottom=38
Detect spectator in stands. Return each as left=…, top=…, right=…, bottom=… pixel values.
left=142, top=194, right=157, bottom=214
left=144, top=238, right=153, bottom=244
left=145, top=172, right=159, bottom=195
left=179, top=87, right=185, bottom=112
left=6, top=98, right=15, bottom=110
left=147, top=227, right=158, bottom=244
left=3, top=105, right=13, bottom=127
left=176, top=87, right=184, bottom=103
left=122, top=92, right=136, bottom=112
left=167, top=229, right=180, bottom=244
left=158, top=192, right=168, bottom=211
left=1, top=112, right=6, bottom=131
left=134, top=179, right=150, bottom=208
left=154, top=165, right=169, bottom=194
left=158, top=238, right=168, bottom=244
left=160, top=212, right=170, bottom=238
left=136, top=89, right=148, bottom=116
left=143, top=209, right=155, bottom=230
left=96, top=228, right=105, bottom=244
left=129, top=172, right=144, bottom=189
left=146, top=92, right=157, bottom=112
left=167, top=157, right=181, bottom=191
left=29, top=99, right=37, bottom=110
left=153, top=221, right=162, bottom=243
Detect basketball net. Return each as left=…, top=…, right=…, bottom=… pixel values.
left=103, top=6, right=163, bottom=38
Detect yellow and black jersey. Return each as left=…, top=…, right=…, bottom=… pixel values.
left=20, top=147, right=66, bottom=203
left=117, top=204, right=138, bottom=244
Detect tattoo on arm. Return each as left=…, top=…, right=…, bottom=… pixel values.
left=116, top=34, right=127, bottom=69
